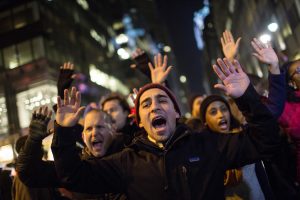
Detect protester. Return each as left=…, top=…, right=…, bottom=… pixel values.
left=52, top=56, right=280, bottom=199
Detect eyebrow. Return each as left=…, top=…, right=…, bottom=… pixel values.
left=140, top=94, right=169, bottom=105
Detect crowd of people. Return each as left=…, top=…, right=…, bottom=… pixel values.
left=1, top=29, right=300, bottom=200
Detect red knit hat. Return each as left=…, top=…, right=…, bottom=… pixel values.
left=135, top=83, right=181, bottom=125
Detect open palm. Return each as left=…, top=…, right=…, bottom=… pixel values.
left=56, top=87, right=85, bottom=127
left=213, top=58, right=250, bottom=98
left=221, top=30, right=241, bottom=62
left=149, top=54, right=173, bottom=84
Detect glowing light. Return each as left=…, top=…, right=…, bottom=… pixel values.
left=268, top=23, right=278, bottom=32
left=163, top=46, right=171, bottom=52
left=117, top=48, right=130, bottom=60
left=0, top=145, right=14, bottom=162
left=180, top=75, right=187, bottom=83
left=76, top=0, right=89, bottom=10
left=259, top=34, right=271, bottom=44
left=115, top=34, right=128, bottom=45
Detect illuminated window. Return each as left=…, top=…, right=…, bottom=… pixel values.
left=32, top=37, right=45, bottom=59
left=18, top=41, right=32, bottom=65
left=3, top=45, right=18, bottom=69
left=16, top=83, right=57, bottom=128
left=89, top=65, right=129, bottom=95
left=0, top=96, right=8, bottom=135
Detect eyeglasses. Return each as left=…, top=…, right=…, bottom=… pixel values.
left=290, top=66, right=300, bottom=80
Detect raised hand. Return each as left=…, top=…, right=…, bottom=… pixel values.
left=29, top=106, right=52, bottom=141
left=220, top=30, right=241, bottom=62
left=56, top=87, right=85, bottom=127
left=213, top=58, right=250, bottom=98
left=57, top=62, right=77, bottom=98
left=251, top=38, right=279, bottom=74
left=148, top=54, right=173, bottom=84
left=130, top=48, right=145, bottom=69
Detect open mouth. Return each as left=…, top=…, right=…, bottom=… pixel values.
left=218, top=119, right=228, bottom=130
left=152, top=116, right=167, bottom=129
left=92, top=139, right=103, bottom=149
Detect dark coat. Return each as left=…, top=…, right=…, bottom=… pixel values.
left=52, top=85, right=280, bottom=200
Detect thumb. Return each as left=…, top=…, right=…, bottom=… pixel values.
left=214, top=84, right=228, bottom=94
left=74, top=106, right=86, bottom=120
left=235, top=37, right=242, bottom=48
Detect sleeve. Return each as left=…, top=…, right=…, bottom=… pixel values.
left=219, top=84, right=280, bottom=169
left=265, top=71, right=286, bottom=119
left=51, top=122, right=127, bottom=194
left=16, top=137, right=60, bottom=188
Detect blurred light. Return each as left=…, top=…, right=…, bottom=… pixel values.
left=90, top=29, right=106, bottom=47
left=0, top=145, right=14, bottom=162
left=163, top=46, right=171, bottom=52
left=115, top=34, right=128, bottom=45
left=9, top=61, right=18, bottom=69
left=117, top=48, right=130, bottom=60
left=259, top=34, right=271, bottom=44
left=89, top=65, right=129, bottom=95
left=76, top=0, right=89, bottom=10
left=268, top=23, right=278, bottom=32
left=185, top=112, right=191, bottom=118
left=180, top=75, right=187, bottom=83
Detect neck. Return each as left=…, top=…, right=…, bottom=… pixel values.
left=147, top=135, right=164, bottom=148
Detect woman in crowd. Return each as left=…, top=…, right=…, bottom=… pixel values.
left=279, top=59, right=300, bottom=183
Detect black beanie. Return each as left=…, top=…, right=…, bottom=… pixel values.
left=200, top=95, right=230, bottom=124
left=135, top=83, right=181, bottom=125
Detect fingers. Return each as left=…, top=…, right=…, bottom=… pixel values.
left=252, top=53, right=263, bottom=61
left=222, top=31, right=228, bottom=43
left=227, top=30, right=233, bottom=42
left=69, top=87, right=76, bottom=105
left=64, top=89, right=69, bottom=105
left=212, top=64, right=226, bottom=81
left=162, top=55, right=168, bottom=69
left=133, top=88, right=139, bottom=95
left=220, top=37, right=225, bottom=47
left=157, top=53, right=162, bottom=67
left=223, top=58, right=235, bottom=73
left=57, top=96, right=62, bottom=108
left=253, top=38, right=265, bottom=49
left=148, top=62, right=154, bottom=71
left=74, top=91, right=81, bottom=109
left=164, top=66, right=173, bottom=76
left=154, top=55, right=157, bottom=67
left=74, top=106, right=86, bottom=120
left=217, top=58, right=231, bottom=76
left=233, top=59, right=243, bottom=73
left=251, top=40, right=261, bottom=53
left=235, top=37, right=241, bottom=48
left=60, top=62, right=74, bottom=70
left=214, top=84, right=227, bottom=93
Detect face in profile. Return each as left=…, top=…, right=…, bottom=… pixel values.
left=138, top=88, right=179, bottom=143
left=288, top=60, right=300, bottom=88
left=103, top=99, right=128, bottom=131
left=205, top=101, right=231, bottom=133
left=82, top=110, right=114, bottom=157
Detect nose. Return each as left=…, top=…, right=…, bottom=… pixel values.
left=217, top=110, right=224, bottom=118
left=150, top=99, right=160, bottom=113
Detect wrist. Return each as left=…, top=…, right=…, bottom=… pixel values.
left=268, top=63, right=280, bottom=74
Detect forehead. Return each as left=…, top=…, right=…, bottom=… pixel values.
left=140, top=88, right=169, bottom=103
left=103, top=99, right=121, bottom=108
left=84, top=111, right=107, bottom=125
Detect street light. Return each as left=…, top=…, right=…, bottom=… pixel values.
left=259, top=34, right=271, bottom=44
left=267, top=23, right=278, bottom=32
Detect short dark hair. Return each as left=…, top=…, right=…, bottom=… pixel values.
left=100, top=93, right=130, bottom=113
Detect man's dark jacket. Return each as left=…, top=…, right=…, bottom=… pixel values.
left=52, top=85, right=280, bottom=200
